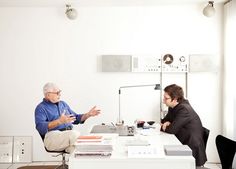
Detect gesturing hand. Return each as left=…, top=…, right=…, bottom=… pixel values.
left=87, top=106, right=101, bottom=117
left=59, top=113, right=76, bottom=124
left=81, top=106, right=101, bottom=121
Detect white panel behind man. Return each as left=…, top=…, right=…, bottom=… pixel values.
left=120, top=86, right=160, bottom=125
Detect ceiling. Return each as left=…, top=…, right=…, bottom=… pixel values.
left=0, top=0, right=228, bottom=7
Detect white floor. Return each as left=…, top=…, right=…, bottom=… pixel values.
left=0, top=162, right=222, bottom=169
left=0, top=162, right=60, bottom=169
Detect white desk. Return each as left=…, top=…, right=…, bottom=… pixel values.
left=69, top=130, right=195, bottom=169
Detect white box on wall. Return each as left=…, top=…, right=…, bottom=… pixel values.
left=189, top=54, right=218, bottom=72
left=0, top=136, right=13, bottom=163
left=101, top=55, right=132, bottom=72
left=13, top=136, right=32, bottom=163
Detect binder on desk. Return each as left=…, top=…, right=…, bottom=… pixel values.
left=78, top=135, right=103, bottom=139
left=74, top=151, right=112, bottom=157
left=77, top=135, right=103, bottom=142
left=164, top=145, right=192, bottom=156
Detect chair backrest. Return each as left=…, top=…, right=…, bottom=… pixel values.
left=203, top=127, right=210, bottom=150
left=216, top=135, right=236, bottom=169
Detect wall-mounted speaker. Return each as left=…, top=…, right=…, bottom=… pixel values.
left=102, top=55, right=132, bottom=72
left=189, top=54, right=217, bottom=72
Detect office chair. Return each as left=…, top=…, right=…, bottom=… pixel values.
left=45, top=148, right=68, bottom=169
left=193, top=127, right=210, bottom=169
left=197, top=127, right=210, bottom=169
left=39, top=134, right=69, bottom=169
left=203, top=127, right=210, bottom=151
left=216, top=135, right=236, bottom=169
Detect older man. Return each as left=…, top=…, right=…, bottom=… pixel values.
left=35, top=82, right=101, bottom=153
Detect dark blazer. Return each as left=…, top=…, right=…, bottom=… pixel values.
left=161, top=99, right=207, bottom=166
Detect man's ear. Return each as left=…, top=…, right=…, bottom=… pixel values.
left=173, top=98, right=178, bottom=103
left=45, top=93, right=50, bottom=98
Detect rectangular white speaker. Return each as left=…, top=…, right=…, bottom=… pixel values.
left=189, top=54, right=217, bottom=72
left=102, top=55, right=132, bottom=72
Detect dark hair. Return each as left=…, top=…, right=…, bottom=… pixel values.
left=164, top=84, right=184, bottom=102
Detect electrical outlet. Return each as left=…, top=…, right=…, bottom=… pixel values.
left=0, top=136, right=13, bottom=163
left=13, top=136, right=32, bottom=163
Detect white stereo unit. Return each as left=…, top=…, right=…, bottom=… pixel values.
left=13, top=136, right=32, bottom=163
left=161, top=54, right=188, bottom=72
left=132, top=55, right=161, bottom=72
left=0, top=137, right=13, bottom=163
left=101, top=54, right=189, bottom=73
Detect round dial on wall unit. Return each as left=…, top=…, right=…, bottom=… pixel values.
left=179, top=56, right=186, bottom=62
left=163, top=54, right=174, bottom=64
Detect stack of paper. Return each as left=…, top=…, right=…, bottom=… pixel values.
left=75, top=135, right=113, bottom=156
left=77, top=135, right=103, bottom=142
left=164, top=145, right=192, bottom=156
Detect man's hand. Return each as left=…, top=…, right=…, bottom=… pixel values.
left=87, top=106, right=101, bottom=117
left=58, top=113, right=76, bottom=124
left=161, top=121, right=171, bottom=131
left=48, top=113, right=75, bottom=129
left=81, top=106, right=101, bottom=121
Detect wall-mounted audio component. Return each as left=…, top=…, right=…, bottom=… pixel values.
left=161, top=54, right=188, bottom=72
left=102, top=55, right=132, bottom=72
left=132, top=55, right=161, bottom=72
left=0, top=136, right=13, bottom=163
left=13, top=136, right=32, bottom=163
left=101, top=54, right=189, bottom=73
left=189, top=54, right=217, bottom=72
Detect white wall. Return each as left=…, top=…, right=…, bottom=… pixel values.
left=0, top=3, right=223, bottom=162
left=223, top=0, right=236, bottom=139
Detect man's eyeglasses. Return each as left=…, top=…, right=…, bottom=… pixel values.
left=48, top=90, right=61, bottom=95
left=163, top=96, right=171, bottom=100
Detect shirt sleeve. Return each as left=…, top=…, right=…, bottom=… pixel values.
left=73, top=114, right=84, bottom=124
left=35, top=105, right=49, bottom=137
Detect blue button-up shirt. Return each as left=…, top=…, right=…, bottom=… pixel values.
left=35, top=99, right=83, bottom=137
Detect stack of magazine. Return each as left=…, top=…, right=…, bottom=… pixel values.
left=164, top=145, right=192, bottom=156
left=75, top=135, right=113, bottom=157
